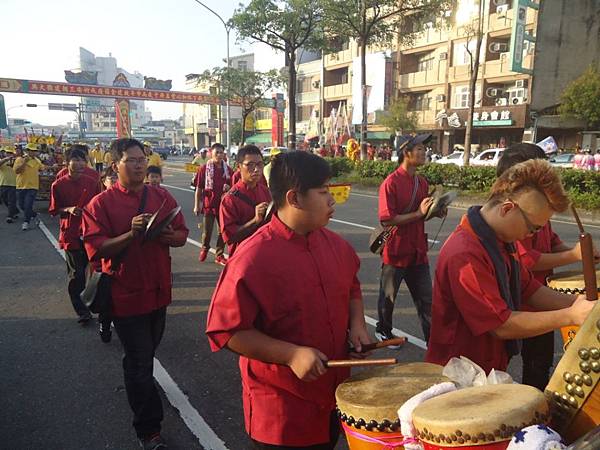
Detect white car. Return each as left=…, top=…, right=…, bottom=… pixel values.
left=436, top=151, right=466, bottom=166
left=261, top=146, right=288, bottom=158
left=549, top=153, right=575, bottom=169
left=470, top=148, right=505, bottom=167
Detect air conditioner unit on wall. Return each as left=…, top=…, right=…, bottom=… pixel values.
left=500, top=52, right=510, bottom=61
left=494, top=0, right=507, bottom=5
left=490, top=42, right=509, bottom=53
left=436, top=94, right=446, bottom=102
left=486, top=88, right=504, bottom=97
left=496, top=4, right=509, bottom=15
left=515, top=79, right=525, bottom=88
left=312, top=80, right=320, bottom=89
left=439, top=52, right=448, bottom=60
left=496, top=98, right=508, bottom=106
left=512, top=97, right=526, bottom=105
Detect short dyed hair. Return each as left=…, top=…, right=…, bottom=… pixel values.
left=488, top=159, right=570, bottom=212
left=270, top=151, right=331, bottom=208
left=110, top=138, right=144, bottom=162
left=496, top=143, right=546, bottom=176
left=237, top=144, right=262, bottom=163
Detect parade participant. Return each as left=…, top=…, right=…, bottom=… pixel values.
left=101, top=166, right=118, bottom=190
left=426, top=159, right=595, bottom=373
left=191, top=148, right=208, bottom=166
left=14, top=143, right=45, bottom=231
left=103, top=147, right=113, bottom=168
left=90, top=143, right=105, bottom=172
left=219, top=145, right=271, bottom=257
left=375, top=133, right=437, bottom=345
left=207, top=151, right=371, bottom=449
left=262, top=147, right=281, bottom=187
left=146, top=166, right=163, bottom=187
left=49, top=147, right=101, bottom=324
left=595, top=149, right=600, bottom=171
left=83, top=138, right=188, bottom=450
left=144, top=142, right=162, bottom=168
left=497, top=143, right=599, bottom=389
left=56, top=144, right=101, bottom=184
left=193, top=143, right=231, bottom=266
left=0, top=146, right=19, bottom=223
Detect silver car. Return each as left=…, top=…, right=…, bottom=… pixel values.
left=549, top=153, right=575, bottom=168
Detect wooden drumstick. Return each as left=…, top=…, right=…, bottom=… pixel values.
left=325, top=358, right=397, bottom=368
left=571, top=205, right=598, bottom=301
left=358, top=338, right=406, bottom=353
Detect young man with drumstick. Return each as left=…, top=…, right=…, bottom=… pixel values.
left=426, top=159, right=596, bottom=374
left=497, top=144, right=600, bottom=389
left=207, top=151, right=371, bottom=449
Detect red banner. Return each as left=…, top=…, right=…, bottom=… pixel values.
left=0, top=77, right=240, bottom=106
left=115, top=99, right=131, bottom=138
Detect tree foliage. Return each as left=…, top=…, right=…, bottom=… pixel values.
left=197, top=67, right=285, bottom=143
left=560, top=65, right=600, bottom=128
left=376, top=96, right=418, bottom=133
left=231, top=0, right=325, bottom=149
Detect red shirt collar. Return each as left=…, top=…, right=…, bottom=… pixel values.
left=115, top=181, right=145, bottom=196
left=270, top=213, right=320, bottom=248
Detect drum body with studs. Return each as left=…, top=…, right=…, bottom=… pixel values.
left=412, top=384, right=550, bottom=450
left=335, top=362, right=448, bottom=449
left=546, top=270, right=600, bottom=344
left=545, top=301, right=600, bottom=443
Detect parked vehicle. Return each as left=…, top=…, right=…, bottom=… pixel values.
left=435, top=151, right=466, bottom=166
left=549, top=153, right=575, bottom=169
left=152, top=147, right=170, bottom=160
left=261, top=146, right=288, bottom=158
left=470, top=148, right=505, bottom=167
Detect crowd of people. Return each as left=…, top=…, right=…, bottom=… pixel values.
left=572, top=147, right=600, bottom=171
left=1, top=135, right=598, bottom=450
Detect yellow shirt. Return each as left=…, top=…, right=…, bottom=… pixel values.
left=104, top=151, right=113, bottom=165
left=148, top=153, right=163, bottom=167
left=90, top=149, right=104, bottom=164
left=191, top=155, right=208, bottom=165
left=0, top=163, right=16, bottom=187
left=14, top=157, right=43, bottom=190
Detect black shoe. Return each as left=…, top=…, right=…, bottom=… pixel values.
left=6, top=217, right=13, bottom=224
left=77, top=314, right=92, bottom=325
left=99, top=323, right=112, bottom=343
left=139, top=433, right=168, bottom=450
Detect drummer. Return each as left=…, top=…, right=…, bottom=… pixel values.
left=218, top=145, right=271, bottom=258
left=497, top=143, right=600, bottom=390
left=426, top=159, right=595, bottom=374
left=206, top=151, right=371, bottom=449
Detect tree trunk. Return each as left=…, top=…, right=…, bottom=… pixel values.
left=463, top=3, right=484, bottom=166
left=360, top=39, right=368, bottom=161
left=288, top=50, right=297, bottom=150
left=242, top=110, right=248, bottom=145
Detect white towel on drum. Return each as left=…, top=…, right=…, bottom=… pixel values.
left=398, top=382, right=457, bottom=450
left=506, top=424, right=566, bottom=450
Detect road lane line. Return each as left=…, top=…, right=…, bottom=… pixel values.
left=38, top=219, right=229, bottom=450
left=163, top=183, right=194, bottom=192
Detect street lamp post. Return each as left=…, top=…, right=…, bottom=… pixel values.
left=192, top=0, right=231, bottom=154
left=5, top=104, right=39, bottom=137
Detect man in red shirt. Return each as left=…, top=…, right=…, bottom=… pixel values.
left=219, top=145, right=271, bottom=257
left=193, top=143, right=231, bottom=266
left=55, top=144, right=101, bottom=184
left=426, top=159, right=595, bottom=374
left=207, top=151, right=371, bottom=449
left=83, top=138, right=188, bottom=450
left=496, top=143, right=599, bottom=389
left=376, top=134, right=439, bottom=345
left=49, top=147, right=101, bottom=324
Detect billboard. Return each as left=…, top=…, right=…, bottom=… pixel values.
left=510, top=0, right=539, bottom=74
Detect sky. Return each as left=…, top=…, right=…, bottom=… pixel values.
left=2, top=0, right=282, bottom=126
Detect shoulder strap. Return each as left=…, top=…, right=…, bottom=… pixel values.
left=402, top=176, right=420, bottom=214
left=230, top=189, right=256, bottom=208
left=138, top=185, right=148, bottom=214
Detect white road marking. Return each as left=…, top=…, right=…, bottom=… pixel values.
left=37, top=219, right=229, bottom=450
left=329, top=218, right=441, bottom=244
left=163, top=183, right=195, bottom=192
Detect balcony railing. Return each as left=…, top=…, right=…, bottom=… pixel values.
left=411, top=109, right=438, bottom=127
left=324, top=49, right=353, bottom=68
left=488, top=7, right=537, bottom=33
left=324, top=83, right=352, bottom=100
left=484, top=54, right=534, bottom=78
left=296, top=91, right=320, bottom=104
left=402, top=27, right=449, bottom=50
left=398, top=66, right=446, bottom=89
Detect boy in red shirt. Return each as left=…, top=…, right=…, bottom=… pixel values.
left=193, top=142, right=232, bottom=266
left=426, top=159, right=595, bottom=373
left=49, top=147, right=101, bottom=324
left=219, top=145, right=271, bottom=257
left=83, top=138, right=188, bottom=450
left=207, top=151, right=371, bottom=449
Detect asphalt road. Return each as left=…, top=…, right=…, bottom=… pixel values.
left=1, top=155, right=598, bottom=450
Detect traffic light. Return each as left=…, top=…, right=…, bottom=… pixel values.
left=0, top=95, right=7, bottom=129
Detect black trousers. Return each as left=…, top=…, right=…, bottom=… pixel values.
left=0, top=186, right=18, bottom=217
left=521, top=331, right=555, bottom=390
left=95, top=162, right=104, bottom=172
left=64, top=249, right=90, bottom=317
left=251, top=410, right=339, bottom=450
left=113, top=307, right=166, bottom=438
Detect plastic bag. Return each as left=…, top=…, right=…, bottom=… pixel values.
left=442, top=356, right=513, bottom=388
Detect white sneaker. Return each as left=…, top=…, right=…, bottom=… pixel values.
left=375, top=330, right=403, bottom=349
left=21, top=222, right=29, bottom=231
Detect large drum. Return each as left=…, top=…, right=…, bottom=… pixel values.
left=412, top=384, right=550, bottom=450
left=547, top=270, right=600, bottom=344
left=336, top=362, right=448, bottom=449
left=545, top=301, right=600, bottom=443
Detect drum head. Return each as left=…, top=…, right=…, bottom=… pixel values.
left=412, top=384, right=549, bottom=446
left=547, top=269, right=600, bottom=293
left=145, top=206, right=181, bottom=242
left=335, top=362, right=448, bottom=432
left=425, top=191, right=457, bottom=221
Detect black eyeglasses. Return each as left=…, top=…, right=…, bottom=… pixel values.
left=242, top=161, right=264, bottom=171
left=509, top=200, right=544, bottom=234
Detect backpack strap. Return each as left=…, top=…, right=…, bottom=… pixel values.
left=230, top=189, right=256, bottom=208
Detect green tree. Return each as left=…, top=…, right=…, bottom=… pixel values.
left=376, top=96, right=418, bottom=133
left=231, top=0, right=325, bottom=150
left=197, top=67, right=285, bottom=144
left=321, top=0, right=451, bottom=159
left=559, top=65, right=600, bottom=129
left=230, top=119, right=243, bottom=145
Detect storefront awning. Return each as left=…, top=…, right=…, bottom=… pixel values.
left=367, top=131, right=392, bottom=141
left=244, top=133, right=272, bottom=145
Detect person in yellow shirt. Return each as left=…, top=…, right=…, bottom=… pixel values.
left=13, top=143, right=45, bottom=230
left=0, top=146, right=19, bottom=223
left=144, top=142, right=163, bottom=168
left=90, top=143, right=105, bottom=172
left=103, top=148, right=113, bottom=166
